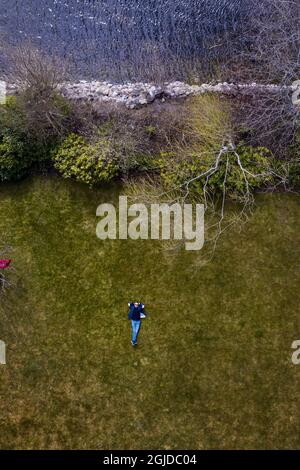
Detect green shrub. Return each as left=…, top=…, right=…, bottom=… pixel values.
left=0, top=92, right=71, bottom=143
left=0, top=96, right=26, bottom=136
left=0, top=95, right=63, bottom=182
left=0, top=134, right=31, bottom=181
left=52, top=133, right=119, bottom=186
left=157, top=144, right=273, bottom=200
left=145, top=125, right=157, bottom=137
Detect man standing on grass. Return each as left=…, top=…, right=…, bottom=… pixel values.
left=128, top=301, right=146, bottom=346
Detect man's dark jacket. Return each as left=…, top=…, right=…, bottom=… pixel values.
left=128, top=303, right=145, bottom=321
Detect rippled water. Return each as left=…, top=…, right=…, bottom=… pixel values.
left=1, top=0, right=253, bottom=81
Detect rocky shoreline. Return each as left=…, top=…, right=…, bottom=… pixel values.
left=59, top=81, right=295, bottom=109
left=1, top=79, right=296, bottom=109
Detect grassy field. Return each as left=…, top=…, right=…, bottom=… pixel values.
left=0, top=175, right=300, bottom=449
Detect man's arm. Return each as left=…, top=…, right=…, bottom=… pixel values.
left=140, top=304, right=147, bottom=318
left=128, top=302, right=134, bottom=320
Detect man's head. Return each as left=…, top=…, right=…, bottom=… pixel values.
left=134, top=302, right=139, bottom=307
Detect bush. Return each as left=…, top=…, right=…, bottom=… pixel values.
left=0, top=85, right=77, bottom=182
left=0, top=96, right=58, bottom=182
left=0, top=96, right=26, bottom=136
left=157, top=144, right=273, bottom=200
left=52, top=133, right=119, bottom=186
left=0, top=134, right=29, bottom=181
left=0, top=90, right=72, bottom=144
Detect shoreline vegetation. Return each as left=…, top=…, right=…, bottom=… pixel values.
left=1, top=71, right=299, bottom=195
left=1, top=65, right=300, bottom=254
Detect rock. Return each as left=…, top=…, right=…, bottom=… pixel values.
left=0, top=78, right=293, bottom=109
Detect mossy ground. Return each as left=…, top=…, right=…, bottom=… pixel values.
left=0, top=175, right=300, bottom=449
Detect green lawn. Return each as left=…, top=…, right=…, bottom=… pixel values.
left=0, top=175, right=300, bottom=449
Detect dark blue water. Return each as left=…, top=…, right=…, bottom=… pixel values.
left=0, top=0, right=253, bottom=81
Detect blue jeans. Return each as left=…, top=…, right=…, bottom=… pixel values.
left=131, top=320, right=141, bottom=345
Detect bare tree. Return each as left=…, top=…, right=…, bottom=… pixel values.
left=232, top=90, right=299, bottom=156
left=5, top=41, right=69, bottom=91
left=218, top=0, right=300, bottom=155
left=3, top=42, right=74, bottom=141
left=249, top=0, right=300, bottom=83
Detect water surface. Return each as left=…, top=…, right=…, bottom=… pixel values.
left=1, top=0, right=253, bottom=80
